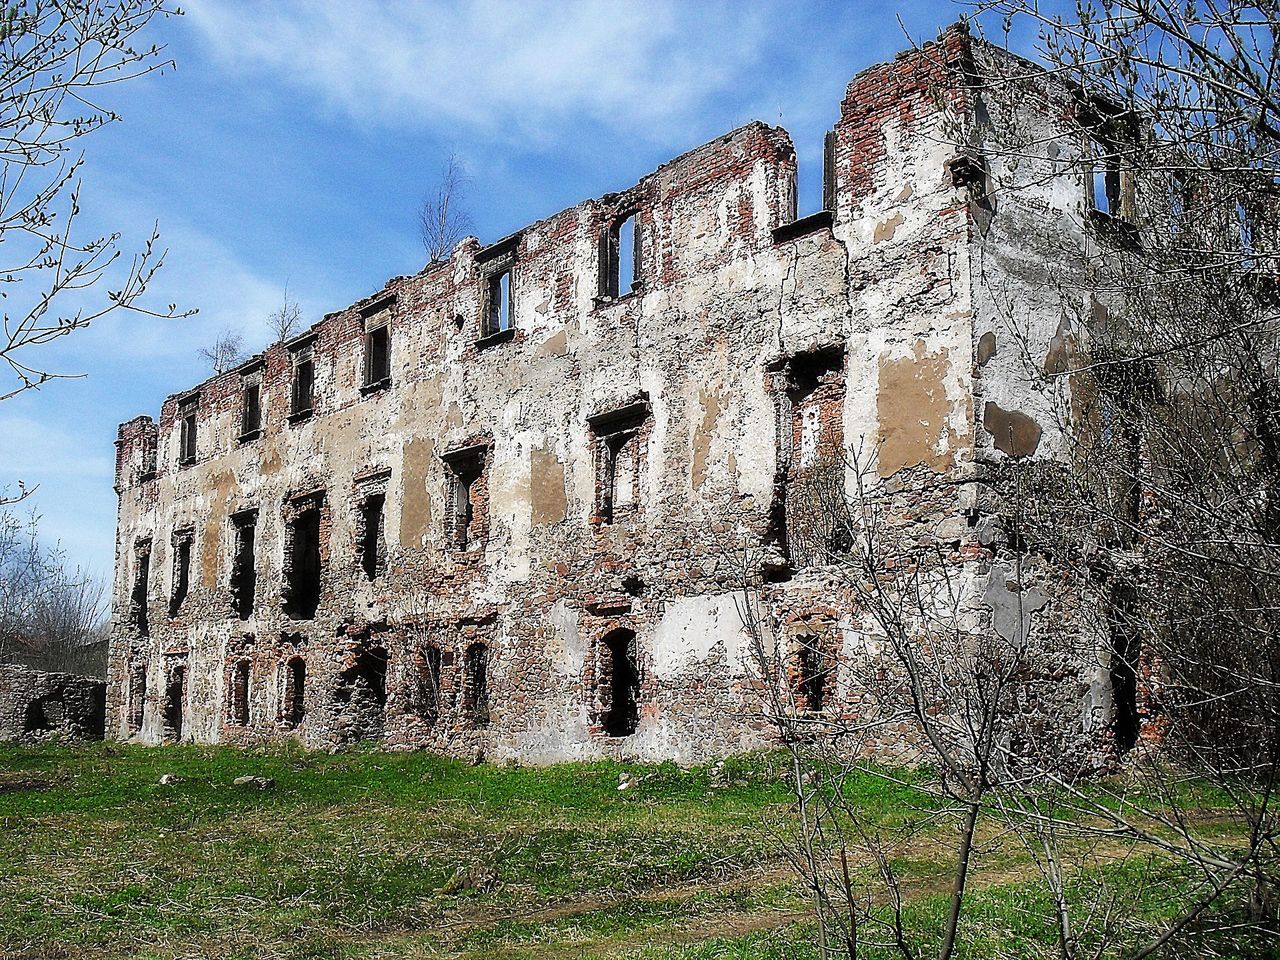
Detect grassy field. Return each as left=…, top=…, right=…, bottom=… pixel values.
left=0, top=743, right=1268, bottom=960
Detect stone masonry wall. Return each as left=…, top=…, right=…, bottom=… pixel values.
left=0, top=663, right=106, bottom=742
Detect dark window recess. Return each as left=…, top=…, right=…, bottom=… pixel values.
left=414, top=645, right=442, bottom=725
left=363, top=323, right=391, bottom=387
left=822, top=128, right=837, bottom=212
left=462, top=643, right=490, bottom=728
left=131, top=541, right=151, bottom=637
left=290, top=347, right=314, bottom=418
left=795, top=636, right=828, bottom=713
left=164, top=664, right=186, bottom=738
left=178, top=402, right=198, bottom=465
left=282, top=656, right=306, bottom=728
left=359, top=493, right=386, bottom=581
left=483, top=268, right=513, bottom=337
left=230, top=511, right=257, bottom=620
left=170, top=529, right=194, bottom=616
left=444, top=448, right=486, bottom=549
left=1109, top=584, right=1141, bottom=752
left=229, top=659, right=250, bottom=726
left=127, top=661, right=147, bottom=732
left=284, top=500, right=323, bottom=620
left=599, top=212, right=640, bottom=298
left=240, top=381, right=262, bottom=439
left=601, top=629, right=640, bottom=737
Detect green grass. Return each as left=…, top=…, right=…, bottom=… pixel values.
left=0, top=743, right=1271, bottom=960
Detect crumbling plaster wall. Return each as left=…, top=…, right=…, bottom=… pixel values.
left=108, top=28, right=1113, bottom=763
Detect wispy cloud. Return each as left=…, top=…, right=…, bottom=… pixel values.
left=186, top=0, right=775, bottom=142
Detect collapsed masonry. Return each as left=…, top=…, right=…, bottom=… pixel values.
left=0, top=663, right=106, bottom=742
left=108, top=26, right=1151, bottom=762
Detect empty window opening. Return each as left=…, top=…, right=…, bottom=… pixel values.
left=284, top=497, right=323, bottom=620
left=363, top=321, right=391, bottom=387
left=240, top=377, right=262, bottom=440
left=822, top=128, right=837, bottom=212
left=334, top=646, right=389, bottom=743
left=170, top=529, right=194, bottom=617
left=24, top=694, right=63, bottom=733
left=164, top=664, right=186, bottom=739
left=1109, top=584, right=1141, bottom=752
left=483, top=268, right=513, bottom=337
left=131, top=540, right=151, bottom=637
left=444, top=448, right=486, bottom=549
left=359, top=493, right=387, bottom=581
left=589, top=404, right=648, bottom=525
left=127, top=661, right=147, bottom=732
left=794, top=636, right=829, bottom=713
left=1091, top=156, right=1120, bottom=215
left=290, top=344, right=314, bottom=418
left=462, top=642, right=490, bottom=728
left=229, top=659, right=251, bottom=726
left=600, top=213, right=640, bottom=298
left=778, top=351, right=850, bottom=569
left=282, top=656, right=306, bottom=728
left=600, top=629, right=640, bottom=737
left=414, top=644, right=442, bottom=725
left=230, top=510, right=257, bottom=620
left=178, top=399, right=198, bottom=465
left=139, top=430, right=158, bottom=482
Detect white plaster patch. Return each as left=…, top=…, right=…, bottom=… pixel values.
left=651, top=592, right=751, bottom=677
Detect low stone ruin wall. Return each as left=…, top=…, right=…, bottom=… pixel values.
left=0, top=663, right=107, bottom=742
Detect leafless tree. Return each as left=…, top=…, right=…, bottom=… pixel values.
left=418, top=154, right=474, bottom=264
left=0, top=505, right=106, bottom=676
left=753, top=6, right=1280, bottom=956
left=198, top=327, right=244, bottom=375
left=266, top=284, right=303, bottom=343
left=0, top=0, right=192, bottom=404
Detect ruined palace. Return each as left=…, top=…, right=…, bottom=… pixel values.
left=108, top=28, right=1144, bottom=762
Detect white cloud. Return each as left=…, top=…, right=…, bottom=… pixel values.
left=186, top=0, right=775, bottom=142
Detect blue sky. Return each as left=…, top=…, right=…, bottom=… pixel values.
left=0, top=0, right=1041, bottom=587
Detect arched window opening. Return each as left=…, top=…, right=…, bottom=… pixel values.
left=793, top=635, right=829, bottom=714
left=600, top=629, right=640, bottom=737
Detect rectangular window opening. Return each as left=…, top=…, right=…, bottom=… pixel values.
left=363, top=323, right=391, bottom=388
left=463, top=642, right=490, bottom=728
left=360, top=492, right=386, bottom=581
left=588, top=404, right=648, bottom=524
left=131, top=540, right=151, bottom=637
left=230, top=510, right=257, bottom=620
left=229, top=658, right=251, bottom=726
left=178, top=400, right=198, bottom=465
left=290, top=344, right=314, bottom=419
left=483, top=268, right=514, bottom=337
left=284, top=498, right=323, bottom=620
left=599, top=213, right=641, bottom=299
left=170, top=529, right=194, bottom=617
left=443, top=448, right=486, bottom=550
left=240, top=378, right=262, bottom=440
